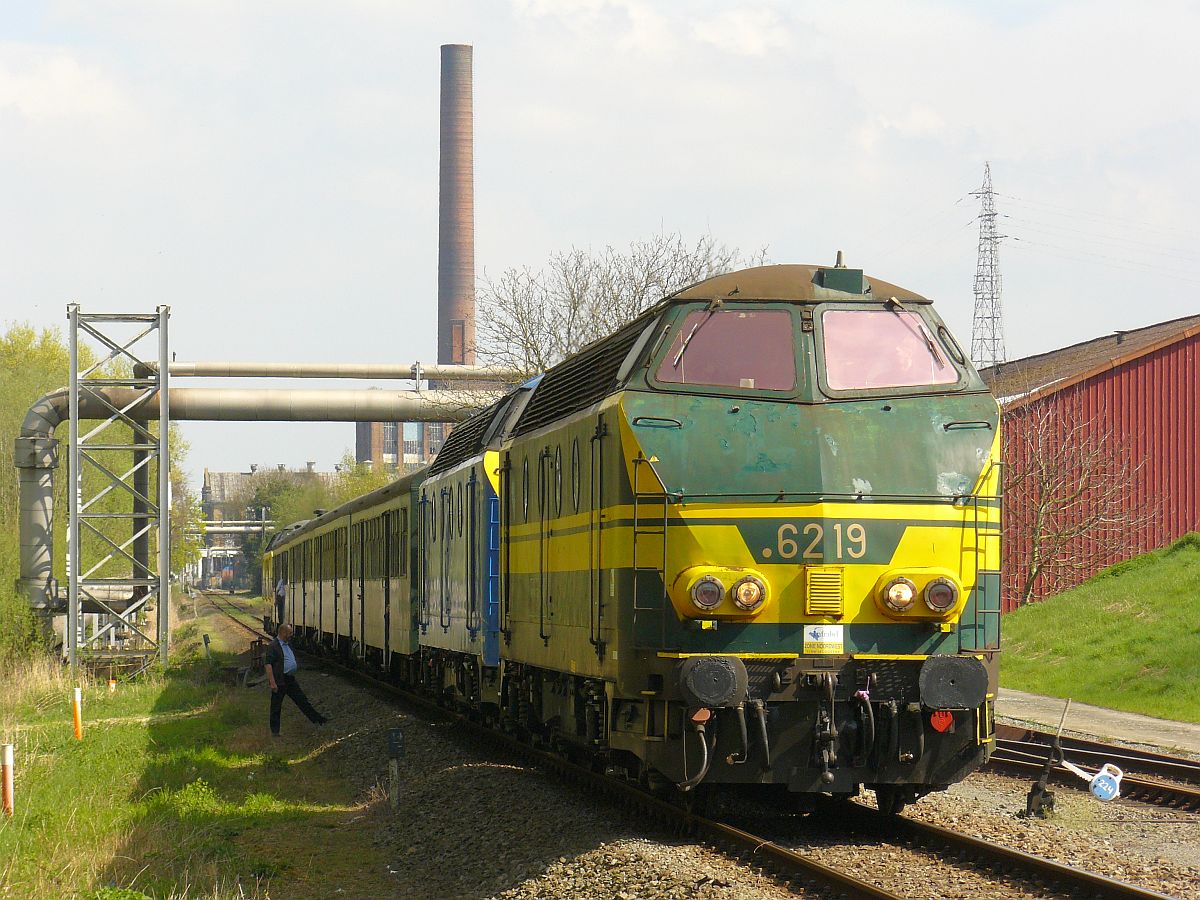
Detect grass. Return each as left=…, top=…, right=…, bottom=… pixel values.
left=1002, top=532, right=1200, bottom=723
left=0, top=597, right=388, bottom=899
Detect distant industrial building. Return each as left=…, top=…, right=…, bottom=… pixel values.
left=355, top=421, right=447, bottom=470
left=199, top=463, right=334, bottom=589
left=981, top=313, right=1200, bottom=608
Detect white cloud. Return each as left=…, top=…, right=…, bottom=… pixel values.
left=0, top=45, right=137, bottom=122
left=690, top=7, right=792, bottom=56
left=2, top=1, right=1198, bottom=484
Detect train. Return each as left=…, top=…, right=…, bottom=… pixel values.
left=262, top=262, right=1002, bottom=814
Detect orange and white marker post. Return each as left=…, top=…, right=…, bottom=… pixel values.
left=72, top=687, right=83, bottom=741
left=2, top=744, right=14, bottom=818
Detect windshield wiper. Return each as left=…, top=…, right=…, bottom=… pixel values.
left=671, top=298, right=724, bottom=368
left=886, top=295, right=945, bottom=369
left=919, top=325, right=946, bottom=368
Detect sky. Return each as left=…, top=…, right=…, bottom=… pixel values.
left=3, top=0, right=1199, bottom=490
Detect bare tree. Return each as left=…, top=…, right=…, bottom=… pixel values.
left=477, top=233, right=768, bottom=373
left=1003, top=388, right=1155, bottom=605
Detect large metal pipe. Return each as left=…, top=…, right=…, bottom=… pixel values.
left=439, top=43, right=475, bottom=366
left=187, top=525, right=271, bottom=534
left=140, top=362, right=520, bottom=380
left=15, top=386, right=485, bottom=615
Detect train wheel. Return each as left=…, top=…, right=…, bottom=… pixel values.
left=676, top=785, right=725, bottom=819
left=812, top=792, right=856, bottom=816
left=874, top=785, right=907, bottom=816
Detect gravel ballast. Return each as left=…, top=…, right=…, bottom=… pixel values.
left=285, top=665, right=1199, bottom=899
left=295, top=671, right=803, bottom=899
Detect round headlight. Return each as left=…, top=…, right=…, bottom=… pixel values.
left=924, top=578, right=959, bottom=612
left=690, top=575, right=725, bottom=610
left=882, top=577, right=916, bottom=612
left=732, top=575, right=767, bottom=611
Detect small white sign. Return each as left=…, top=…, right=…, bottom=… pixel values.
left=803, top=624, right=844, bottom=655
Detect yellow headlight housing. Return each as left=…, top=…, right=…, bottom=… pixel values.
left=672, top=566, right=771, bottom=619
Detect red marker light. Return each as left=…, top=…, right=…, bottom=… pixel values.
left=690, top=707, right=713, bottom=724
left=930, top=710, right=954, bottom=733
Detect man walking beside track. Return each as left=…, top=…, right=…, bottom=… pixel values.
left=265, top=624, right=327, bottom=736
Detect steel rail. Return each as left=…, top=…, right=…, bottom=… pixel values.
left=988, top=724, right=1200, bottom=811
left=201, top=594, right=1176, bottom=899
left=850, top=809, right=1177, bottom=900
left=199, top=592, right=902, bottom=898
left=994, top=724, right=1200, bottom=783
left=988, top=752, right=1200, bottom=812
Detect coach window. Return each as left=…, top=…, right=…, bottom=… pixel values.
left=653, top=307, right=796, bottom=393
left=570, top=438, right=581, bottom=513
left=457, top=481, right=464, bottom=536
left=537, top=450, right=548, bottom=518
left=522, top=457, right=530, bottom=522
left=554, top=446, right=563, bottom=516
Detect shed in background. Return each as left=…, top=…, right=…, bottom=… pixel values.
left=980, top=314, right=1200, bottom=609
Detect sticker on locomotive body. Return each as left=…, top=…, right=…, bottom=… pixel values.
left=803, top=624, right=844, bottom=655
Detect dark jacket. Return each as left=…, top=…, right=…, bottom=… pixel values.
left=264, top=638, right=295, bottom=684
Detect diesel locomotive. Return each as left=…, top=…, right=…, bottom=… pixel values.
left=263, top=263, right=1002, bottom=813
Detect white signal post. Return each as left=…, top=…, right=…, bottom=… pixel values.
left=72, top=687, right=83, bottom=741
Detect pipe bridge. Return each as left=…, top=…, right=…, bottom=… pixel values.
left=15, top=385, right=488, bottom=620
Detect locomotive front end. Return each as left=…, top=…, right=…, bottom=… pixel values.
left=609, top=264, right=1001, bottom=809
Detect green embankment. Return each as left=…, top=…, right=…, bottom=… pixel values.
left=0, top=598, right=386, bottom=899
left=1002, top=533, right=1200, bottom=724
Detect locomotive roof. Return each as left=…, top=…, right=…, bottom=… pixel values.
left=670, top=264, right=929, bottom=304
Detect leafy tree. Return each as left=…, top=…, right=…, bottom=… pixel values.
left=229, top=453, right=395, bottom=590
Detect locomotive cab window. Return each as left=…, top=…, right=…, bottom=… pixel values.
left=819, top=307, right=964, bottom=394
left=652, top=307, right=797, bottom=393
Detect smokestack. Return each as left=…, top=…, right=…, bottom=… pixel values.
left=438, top=43, right=475, bottom=366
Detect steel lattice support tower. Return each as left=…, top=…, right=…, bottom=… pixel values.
left=67, top=306, right=171, bottom=676
left=970, top=162, right=1006, bottom=369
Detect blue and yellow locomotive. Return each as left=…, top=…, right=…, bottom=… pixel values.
left=264, top=263, right=1001, bottom=813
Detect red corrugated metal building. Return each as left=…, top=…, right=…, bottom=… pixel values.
left=980, top=314, right=1200, bottom=610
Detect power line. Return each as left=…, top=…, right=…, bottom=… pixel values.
left=1002, top=215, right=1200, bottom=263
left=996, top=192, right=1198, bottom=241
left=1007, top=236, right=1200, bottom=287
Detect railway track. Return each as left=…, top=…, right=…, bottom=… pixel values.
left=989, top=723, right=1200, bottom=812
left=200, top=593, right=1178, bottom=899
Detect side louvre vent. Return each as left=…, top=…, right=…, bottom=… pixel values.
left=428, top=404, right=500, bottom=475
left=805, top=567, right=844, bottom=617
left=514, top=313, right=658, bottom=436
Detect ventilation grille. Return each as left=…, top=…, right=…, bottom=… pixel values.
left=805, top=568, right=844, bottom=616
left=428, top=404, right=498, bottom=475
left=514, top=314, right=656, bottom=436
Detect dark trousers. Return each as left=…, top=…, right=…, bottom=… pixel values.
left=269, top=673, right=324, bottom=734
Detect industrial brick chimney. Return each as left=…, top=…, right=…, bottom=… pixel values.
left=438, top=43, right=475, bottom=366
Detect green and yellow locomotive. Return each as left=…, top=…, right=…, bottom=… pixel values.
left=265, top=263, right=1001, bottom=812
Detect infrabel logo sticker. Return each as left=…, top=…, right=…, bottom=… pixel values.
left=803, top=624, right=843, bottom=655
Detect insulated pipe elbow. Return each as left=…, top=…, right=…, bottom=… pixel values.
left=20, top=388, right=68, bottom=438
